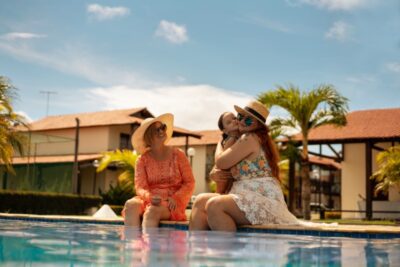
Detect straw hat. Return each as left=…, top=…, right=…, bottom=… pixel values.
left=131, top=113, right=174, bottom=154
left=234, top=100, right=269, bottom=126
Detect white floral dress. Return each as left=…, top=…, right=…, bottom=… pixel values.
left=229, top=149, right=299, bottom=225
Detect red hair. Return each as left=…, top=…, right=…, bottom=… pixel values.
left=254, top=125, right=280, bottom=182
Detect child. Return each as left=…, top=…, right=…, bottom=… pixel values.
left=212, top=112, right=240, bottom=194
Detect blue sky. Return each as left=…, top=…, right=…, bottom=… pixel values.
left=0, top=0, right=399, bottom=130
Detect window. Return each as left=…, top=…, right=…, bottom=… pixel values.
left=120, top=133, right=131, bottom=149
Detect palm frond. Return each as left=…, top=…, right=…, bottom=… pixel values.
left=0, top=76, right=27, bottom=172
left=371, top=146, right=400, bottom=193
left=97, top=149, right=138, bottom=190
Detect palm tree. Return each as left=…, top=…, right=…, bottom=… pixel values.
left=371, top=145, right=400, bottom=193
left=258, top=84, right=348, bottom=219
left=0, top=76, right=27, bottom=172
left=96, top=149, right=138, bottom=204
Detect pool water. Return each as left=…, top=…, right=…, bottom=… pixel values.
left=0, top=220, right=399, bottom=266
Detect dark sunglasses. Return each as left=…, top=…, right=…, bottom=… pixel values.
left=237, top=113, right=254, bottom=126
left=154, top=123, right=167, bottom=133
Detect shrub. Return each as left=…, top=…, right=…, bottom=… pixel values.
left=325, top=211, right=341, bottom=219
left=99, top=183, right=134, bottom=206
left=0, top=190, right=102, bottom=215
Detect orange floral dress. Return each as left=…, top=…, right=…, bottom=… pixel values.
left=132, top=148, right=195, bottom=221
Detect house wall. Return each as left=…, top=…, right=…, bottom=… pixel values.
left=174, top=145, right=209, bottom=195
left=342, top=142, right=400, bottom=219
left=108, top=125, right=132, bottom=150
left=31, top=127, right=111, bottom=155
left=341, top=143, right=365, bottom=218
left=80, top=167, right=120, bottom=195
left=15, top=126, right=133, bottom=195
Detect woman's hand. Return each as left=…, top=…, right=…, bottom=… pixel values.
left=167, top=197, right=177, bottom=211
left=150, top=195, right=162, bottom=206
left=209, top=167, right=231, bottom=182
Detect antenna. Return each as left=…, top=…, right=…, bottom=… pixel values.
left=40, top=91, right=57, bottom=117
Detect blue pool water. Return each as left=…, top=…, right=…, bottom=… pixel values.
left=0, top=220, right=399, bottom=266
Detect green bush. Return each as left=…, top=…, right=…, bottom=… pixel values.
left=99, top=183, right=134, bottom=206
left=325, top=211, right=341, bottom=219
left=0, top=190, right=102, bottom=215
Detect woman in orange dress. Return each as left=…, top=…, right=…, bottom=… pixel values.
left=122, top=113, right=195, bottom=227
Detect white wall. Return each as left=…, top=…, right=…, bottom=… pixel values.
left=341, top=143, right=365, bottom=218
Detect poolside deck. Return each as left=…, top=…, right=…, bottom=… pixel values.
left=1, top=212, right=399, bottom=239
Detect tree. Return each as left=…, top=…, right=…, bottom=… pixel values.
left=96, top=149, right=138, bottom=204
left=0, top=76, right=27, bottom=172
left=258, top=84, right=348, bottom=219
left=371, top=145, right=400, bottom=194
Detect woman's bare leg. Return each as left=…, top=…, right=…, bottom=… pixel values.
left=189, top=193, right=219, bottom=231
left=206, top=195, right=250, bottom=232
left=123, top=198, right=144, bottom=227
left=142, top=205, right=171, bottom=228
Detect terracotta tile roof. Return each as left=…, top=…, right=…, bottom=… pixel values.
left=19, top=108, right=149, bottom=131
left=293, top=108, right=400, bottom=143
left=172, top=126, right=202, bottom=139
left=11, top=154, right=102, bottom=164
left=17, top=107, right=201, bottom=138
left=169, top=130, right=222, bottom=146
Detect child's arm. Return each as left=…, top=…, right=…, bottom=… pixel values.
left=223, top=135, right=238, bottom=149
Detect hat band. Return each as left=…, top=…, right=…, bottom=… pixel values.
left=244, top=107, right=266, bottom=123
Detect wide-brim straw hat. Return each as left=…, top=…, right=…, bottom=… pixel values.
left=234, top=100, right=269, bottom=127
left=131, top=113, right=174, bottom=154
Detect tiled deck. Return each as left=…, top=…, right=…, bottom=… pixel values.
left=1, top=213, right=399, bottom=239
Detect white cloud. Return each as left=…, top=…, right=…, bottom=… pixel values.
left=155, top=20, right=188, bottom=44
left=1, top=32, right=46, bottom=41
left=87, top=4, right=130, bottom=21
left=15, top=110, right=33, bottom=122
left=287, top=0, right=369, bottom=11
left=85, top=85, right=252, bottom=130
left=325, top=21, right=352, bottom=42
left=386, top=62, right=400, bottom=73
left=240, top=16, right=291, bottom=33
left=346, top=75, right=375, bottom=83
left=0, top=42, right=152, bottom=87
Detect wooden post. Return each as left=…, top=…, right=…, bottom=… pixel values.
left=365, top=141, right=373, bottom=220
left=288, top=158, right=295, bottom=212
left=72, top=118, right=80, bottom=194
left=185, top=135, right=189, bottom=156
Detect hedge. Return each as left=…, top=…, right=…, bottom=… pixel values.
left=0, top=190, right=102, bottom=215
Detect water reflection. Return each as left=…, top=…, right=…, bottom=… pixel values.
left=0, top=220, right=399, bottom=266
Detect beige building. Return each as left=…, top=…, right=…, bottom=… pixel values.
left=169, top=130, right=222, bottom=195
left=291, top=108, right=400, bottom=219
left=3, top=106, right=398, bottom=220
left=0, top=108, right=200, bottom=195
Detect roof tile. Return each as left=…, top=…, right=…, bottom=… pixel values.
left=294, top=108, right=400, bottom=142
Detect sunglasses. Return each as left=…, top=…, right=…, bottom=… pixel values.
left=154, top=123, right=167, bottom=134
left=237, top=113, right=254, bottom=126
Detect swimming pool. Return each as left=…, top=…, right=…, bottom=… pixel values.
left=0, top=219, right=399, bottom=266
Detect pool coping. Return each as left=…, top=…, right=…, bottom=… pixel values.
left=1, top=213, right=399, bottom=239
